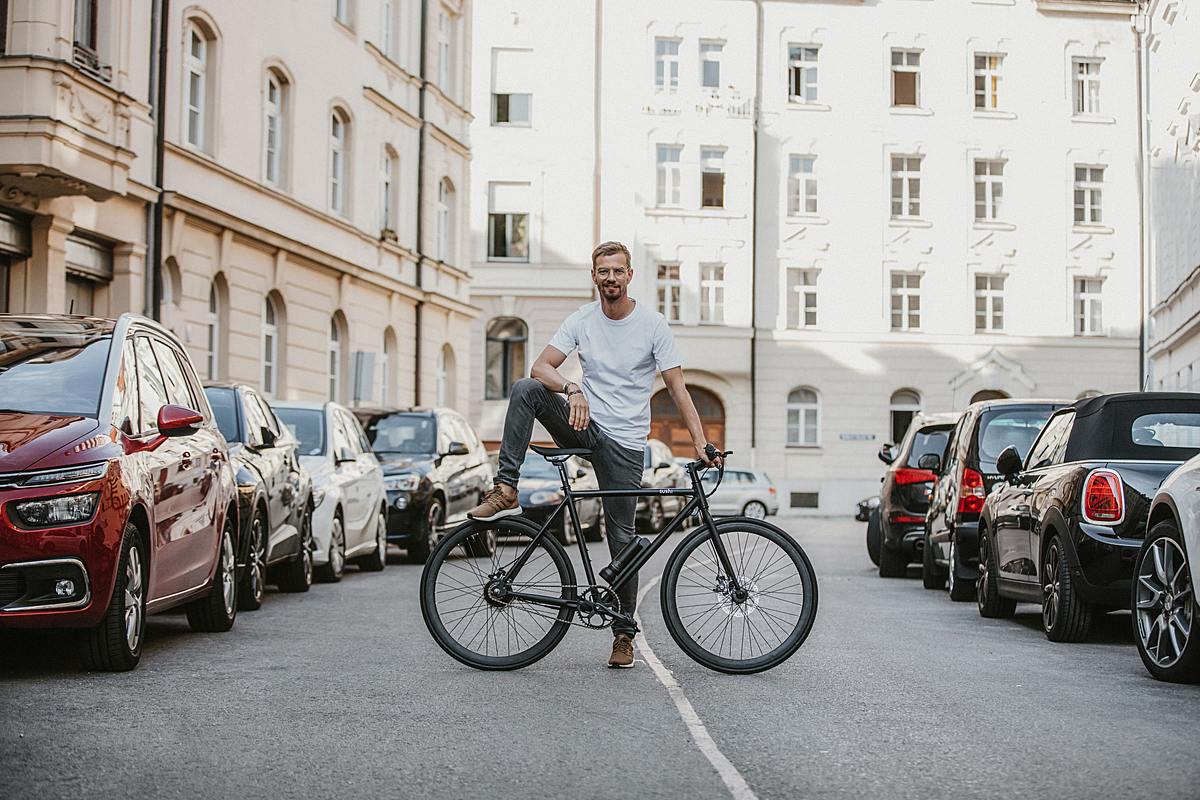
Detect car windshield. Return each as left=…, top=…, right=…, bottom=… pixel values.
left=520, top=456, right=562, bottom=479
left=204, top=388, right=239, bottom=443
left=275, top=408, right=326, bottom=456
left=0, top=336, right=111, bottom=416
left=906, top=426, right=953, bottom=468
left=1131, top=412, right=1200, bottom=449
left=976, top=408, right=1056, bottom=472
left=368, top=413, right=436, bottom=454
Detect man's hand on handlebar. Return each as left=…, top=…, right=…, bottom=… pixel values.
left=699, top=442, right=728, bottom=469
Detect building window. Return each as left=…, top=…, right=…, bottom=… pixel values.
left=1072, top=58, right=1101, bottom=115
left=786, top=268, right=817, bottom=329
left=654, top=37, right=680, bottom=93
left=334, top=0, right=351, bottom=25
left=1073, top=165, right=1104, bottom=225
left=263, top=71, right=287, bottom=187
left=63, top=234, right=111, bottom=316
left=380, top=0, right=394, bottom=57
left=205, top=281, right=221, bottom=380
left=786, top=387, right=820, bottom=446
left=437, top=178, right=455, bottom=263
left=439, top=344, right=457, bottom=407
left=262, top=297, right=279, bottom=396
left=329, top=109, right=349, bottom=216
left=974, top=159, right=1004, bottom=221
left=787, top=155, right=817, bottom=216
left=974, top=275, right=1005, bottom=332
left=973, top=54, right=1002, bottom=110
left=381, top=331, right=393, bottom=406
left=1074, top=277, right=1103, bottom=336
left=1, top=1, right=8, bottom=55
left=699, top=264, right=725, bottom=324
left=657, top=263, right=681, bottom=322
left=701, top=147, right=725, bottom=208
left=492, top=48, right=532, bottom=125
left=328, top=317, right=343, bottom=402
left=700, top=40, right=723, bottom=90
left=437, top=10, right=453, bottom=97
left=891, top=49, right=921, bottom=107
left=485, top=317, right=527, bottom=400
left=656, top=145, right=682, bottom=207
left=890, top=272, right=921, bottom=331
left=184, top=22, right=210, bottom=150
left=487, top=182, right=530, bottom=261
left=74, top=0, right=98, bottom=52
left=788, top=45, right=819, bottom=103
left=890, top=156, right=922, bottom=218
left=889, top=389, right=922, bottom=443
left=380, top=147, right=397, bottom=233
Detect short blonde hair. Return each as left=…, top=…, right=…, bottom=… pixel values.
left=591, top=241, right=631, bottom=269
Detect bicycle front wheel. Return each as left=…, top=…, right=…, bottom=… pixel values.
left=661, top=519, right=818, bottom=674
left=420, top=518, right=577, bottom=671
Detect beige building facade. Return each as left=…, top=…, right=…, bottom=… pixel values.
left=0, top=0, right=476, bottom=408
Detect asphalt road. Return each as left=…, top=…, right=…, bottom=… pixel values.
left=2, top=517, right=1198, bottom=800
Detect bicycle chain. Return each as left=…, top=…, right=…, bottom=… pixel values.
left=488, top=583, right=626, bottom=632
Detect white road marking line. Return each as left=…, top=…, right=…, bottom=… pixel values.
left=635, top=577, right=758, bottom=800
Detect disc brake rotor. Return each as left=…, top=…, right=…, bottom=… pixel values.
left=715, top=574, right=761, bottom=618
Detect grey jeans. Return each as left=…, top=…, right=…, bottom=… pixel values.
left=496, top=378, right=644, bottom=634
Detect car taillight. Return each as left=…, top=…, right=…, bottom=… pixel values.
left=1083, top=469, right=1124, bottom=524
left=956, top=467, right=986, bottom=515
left=768, top=486, right=776, bottom=495
left=894, top=468, right=936, bottom=485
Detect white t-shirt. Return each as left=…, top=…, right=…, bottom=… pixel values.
left=548, top=300, right=682, bottom=452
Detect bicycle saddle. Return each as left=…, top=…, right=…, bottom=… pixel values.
left=531, top=444, right=592, bottom=459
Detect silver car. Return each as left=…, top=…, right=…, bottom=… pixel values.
left=273, top=401, right=388, bottom=582
left=702, top=469, right=780, bottom=519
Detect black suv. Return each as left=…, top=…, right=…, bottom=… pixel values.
left=204, top=383, right=314, bottom=609
left=355, top=407, right=494, bottom=563
left=873, top=412, right=960, bottom=577
left=923, top=399, right=1067, bottom=600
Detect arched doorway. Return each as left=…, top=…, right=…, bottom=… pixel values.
left=970, top=389, right=1010, bottom=403
left=650, top=386, right=725, bottom=456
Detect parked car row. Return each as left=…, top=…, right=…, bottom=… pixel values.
left=863, top=390, right=1200, bottom=684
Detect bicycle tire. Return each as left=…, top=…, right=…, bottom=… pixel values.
left=660, top=519, right=818, bottom=674
left=420, top=518, right=577, bottom=671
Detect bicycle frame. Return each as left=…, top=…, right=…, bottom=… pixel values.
left=494, top=459, right=741, bottom=627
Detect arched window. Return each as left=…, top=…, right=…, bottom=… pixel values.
left=381, top=327, right=397, bottom=406
left=205, top=282, right=221, bottom=380
left=380, top=0, right=396, bottom=58
left=380, top=146, right=397, bottom=232
left=437, top=177, right=454, bottom=263
left=437, top=343, right=457, bottom=408
left=262, top=296, right=280, bottom=396
left=263, top=69, right=289, bottom=187
left=330, top=108, right=350, bottom=215
left=183, top=18, right=216, bottom=151
left=889, top=389, right=922, bottom=443
left=970, top=389, right=1009, bottom=404
left=328, top=314, right=347, bottom=402
left=485, top=317, right=527, bottom=400
left=786, top=387, right=820, bottom=446
left=1076, top=389, right=1101, bottom=400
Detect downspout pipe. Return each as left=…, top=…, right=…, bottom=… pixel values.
left=1134, top=2, right=1151, bottom=389
left=148, top=0, right=169, bottom=320
left=414, top=0, right=429, bottom=406
left=749, top=0, right=763, bottom=461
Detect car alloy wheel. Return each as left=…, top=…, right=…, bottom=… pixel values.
left=220, top=525, right=237, bottom=618
left=976, top=533, right=991, bottom=604
left=124, top=543, right=144, bottom=653
left=1135, top=536, right=1193, bottom=669
left=649, top=500, right=664, bottom=532
left=330, top=516, right=346, bottom=578
left=1043, top=541, right=1062, bottom=632
left=377, top=510, right=388, bottom=562
left=743, top=501, right=767, bottom=520
left=948, top=537, right=957, bottom=595
left=248, top=514, right=266, bottom=604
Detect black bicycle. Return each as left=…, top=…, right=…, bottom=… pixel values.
left=419, top=444, right=818, bottom=674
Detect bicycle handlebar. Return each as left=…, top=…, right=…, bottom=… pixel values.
left=687, top=446, right=734, bottom=498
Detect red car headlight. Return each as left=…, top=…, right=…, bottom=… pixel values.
left=12, top=493, right=100, bottom=527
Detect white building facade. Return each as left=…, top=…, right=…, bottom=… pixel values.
left=0, top=0, right=476, bottom=408
left=1145, top=0, right=1200, bottom=391
left=469, top=0, right=1142, bottom=512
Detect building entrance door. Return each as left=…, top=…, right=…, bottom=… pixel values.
left=650, top=385, right=725, bottom=457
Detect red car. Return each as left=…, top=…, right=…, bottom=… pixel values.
left=0, top=314, right=239, bottom=670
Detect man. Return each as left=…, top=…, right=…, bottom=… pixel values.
left=468, top=240, right=721, bottom=669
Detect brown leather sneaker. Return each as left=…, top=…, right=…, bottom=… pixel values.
left=608, top=632, right=635, bottom=668
left=467, top=484, right=521, bottom=522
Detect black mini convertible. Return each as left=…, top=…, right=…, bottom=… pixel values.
left=977, top=392, right=1200, bottom=642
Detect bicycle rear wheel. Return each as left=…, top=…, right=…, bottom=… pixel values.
left=661, top=519, right=818, bottom=674
left=420, top=518, right=577, bottom=670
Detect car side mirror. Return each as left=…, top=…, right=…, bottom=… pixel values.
left=917, top=453, right=941, bottom=472
left=335, top=446, right=357, bottom=464
left=445, top=441, right=470, bottom=456
left=575, top=468, right=586, bottom=479
left=158, top=404, right=203, bottom=437
left=260, top=426, right=278, bottom=448
left=655, top=461, right=671, bottom=471
left=997, top=445, right=1023, bottom=480
left=878, top=444, right=896, bottom=465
